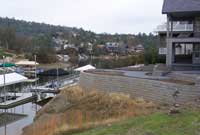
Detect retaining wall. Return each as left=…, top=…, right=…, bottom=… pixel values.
left=79, top=72, right=200, bottom=104
left=168, top=72, right=198, bottom=82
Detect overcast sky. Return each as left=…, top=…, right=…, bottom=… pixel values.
left=0, top=0, right=166, bottom=34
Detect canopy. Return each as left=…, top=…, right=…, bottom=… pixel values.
left=75, top=65, right=96, bottom=72
left=0, top=72, right=28, bottom=87
left=0, top=63, right=16, bottom=67
left=15, top=60, right=39, bottom=66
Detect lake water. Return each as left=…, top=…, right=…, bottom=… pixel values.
left=0, top=75, right=55, bottom=135
left=0, top=103, right=40, bottom=135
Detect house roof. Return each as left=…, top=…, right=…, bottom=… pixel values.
left=0, top=73, right=28, bottom=87
left=162, top=0, right=200, bottom=14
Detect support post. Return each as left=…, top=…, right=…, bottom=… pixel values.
left=172, top=43, right=175, bottom=64
left=167, top=15, right=170, bottom=41
left=34, top=55, right=37, bottom=87
left=170, top=19, right=173, bottom=38
left=166, top=15, right=171, bottom=67
left=56, top=64, right=59, bottom=90
left=34, top=55, right=38, bottom=112
left=3, top=56, right=6, bottom=104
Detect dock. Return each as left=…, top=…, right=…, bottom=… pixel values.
left=0, top=73, right=79, bottom=109
left=0, top=93, right=37, bottom=109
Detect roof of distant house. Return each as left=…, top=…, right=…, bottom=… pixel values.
left=136, top=44, right=144, bottom=48
left=162, top=0, right=200, bottom=14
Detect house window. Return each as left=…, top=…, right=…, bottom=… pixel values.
left=159, top=48, right=167, bottom=55
left=194, top=44, right=200, bottom=58
left=194, top=52, right=200, bottom=58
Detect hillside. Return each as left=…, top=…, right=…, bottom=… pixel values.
left=0, top=17, right=159, bottom=64
left=23, top=86, right=156, bottom=135
left=0, top=17, right=85, bottom=37
left=0, top=17, right=157, bottom=47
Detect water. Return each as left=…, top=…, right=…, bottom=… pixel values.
left=0, top=75, right=57, bottom=135
left=0, top=103, right=40, bottom=135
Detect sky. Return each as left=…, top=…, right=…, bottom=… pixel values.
left=0, top=0, right=166, bottom=34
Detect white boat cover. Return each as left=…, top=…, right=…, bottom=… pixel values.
left=75, top=64, right=96, bottom=72
left=15, top=60, right=39, bottom=66
left=0, top=73, right=28, bottom=87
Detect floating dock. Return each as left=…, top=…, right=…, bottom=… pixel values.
left=0, top=93, right=37, bottom=109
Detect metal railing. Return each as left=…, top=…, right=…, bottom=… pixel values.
left=37, top=73, right=80, bottom=88
left=155, top=24, right=193, bottom=32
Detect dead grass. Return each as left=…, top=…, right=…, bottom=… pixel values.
left=23, top=86, right=156, bottom=135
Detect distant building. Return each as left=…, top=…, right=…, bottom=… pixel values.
left=87, top=43, right=93, bottom=52
left=53, top=37, right=68, bottom=45
left=105, top=42, right=120, bottom=53
left=63, top=44, right=76, bottom=50
left=135, top=44, right=144, bottom=53
left=105, top=42, right=129, bottom=54
left=52, top=37, right=69, bottom=51
left=57, top=55, right=70, bottom=62
left=63, top=55, right=70, bottom=62
left=127, top=46, right=135, bottom=53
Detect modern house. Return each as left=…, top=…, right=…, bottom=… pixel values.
left=157, top=0, right=200, bottom=69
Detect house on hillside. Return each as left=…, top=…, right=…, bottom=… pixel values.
left=105, top=42, right=128, bottom=54
left=156, top=0, right=200, bottom=69
left=105, top=42, right=120, bottom=53
left=135, top=44, right=144, bottom=53
left=63, top=44, right=76, bottom=50
left=53, top=37, right=69, bottom=51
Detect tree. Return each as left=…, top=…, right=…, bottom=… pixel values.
left=0, top=27, right=16, bottom=50
left=144, top=45, right=158, bottom=64
left=32, top=35, right=57, bottom=63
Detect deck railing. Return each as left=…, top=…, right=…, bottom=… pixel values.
left=155, top=23, right=193, bottom=32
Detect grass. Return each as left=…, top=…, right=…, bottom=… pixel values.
left=70, top=109, right=200, bottom=135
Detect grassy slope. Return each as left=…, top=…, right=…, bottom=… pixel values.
left=71, top=109, right=200, bottom=135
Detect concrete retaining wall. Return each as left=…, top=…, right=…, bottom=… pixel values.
left=79, top=72, right=200, bottom=105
